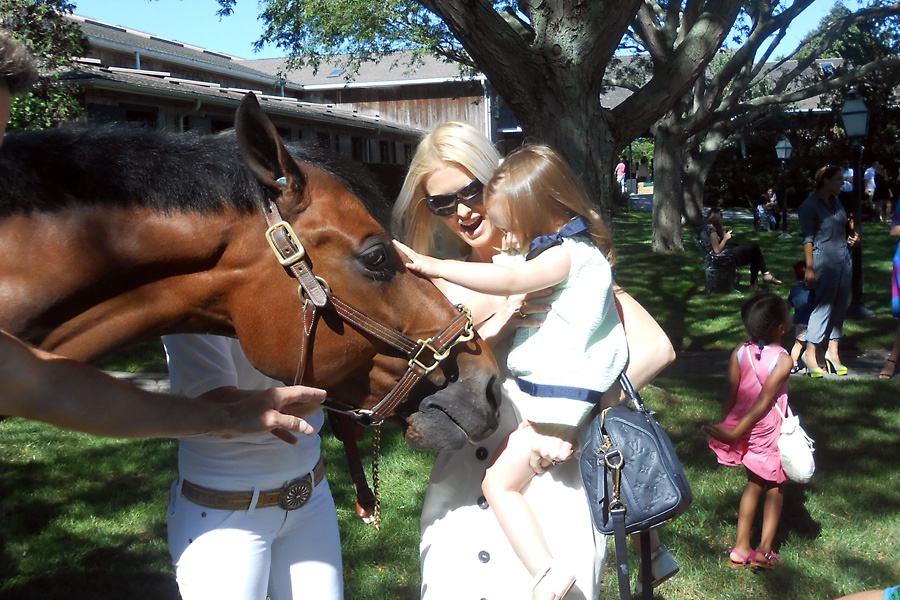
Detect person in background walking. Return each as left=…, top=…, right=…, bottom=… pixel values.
left=864, top=161, right=877, bottom=208
left=764, top=188, right=781, bottom=229
left=615, top=156, right=627, bottom=193
left=841, top=159, right=855, bottom=208
left=873, top=161, right=893, bottom=223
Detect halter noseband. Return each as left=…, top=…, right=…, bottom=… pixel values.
left=263, top=200, right=475, bottom=425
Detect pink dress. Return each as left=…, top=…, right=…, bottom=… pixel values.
left=709, top=343, right=787, bottom=484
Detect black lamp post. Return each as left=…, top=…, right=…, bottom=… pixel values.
left=840, top=88, right=873, bottom=319
left=775, top=137, right=793, bottom=239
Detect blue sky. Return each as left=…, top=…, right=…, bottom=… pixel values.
left=73, top=0, right=284, bottom=59
left=72, top=0, right=837, bottom=61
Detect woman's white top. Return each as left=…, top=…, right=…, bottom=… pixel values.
left=162, top=334, right=324, bottom=490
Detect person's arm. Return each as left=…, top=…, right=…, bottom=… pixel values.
left=798, top=200, right=817, bottom=288
left=803, top=242, right=816, bottom=288
left=709, top=230, right=730, bottom=254
left=600, top=285, right=676, bottom=407
left=705, top=351, right=792, bottom=442
left=0, top=331, right=324, bottom=439
left=395, top=239, right=569, bottom=295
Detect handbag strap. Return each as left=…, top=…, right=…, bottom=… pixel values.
left=619, top=372, right=648, bottom=412
left=611, top=506, right=632, bottom=600
left=774, top=402, right=790, bottom=420
left=612, top=374, right=655, bottom=600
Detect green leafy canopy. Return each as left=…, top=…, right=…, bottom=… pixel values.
left=215, top=0, right=521, bottom=75
left=1, top=0, right=88, bottom=130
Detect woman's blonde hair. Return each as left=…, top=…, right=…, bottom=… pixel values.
left=484, top=144, right=616, bottom=265
left=391, top=121, right=501, bottom=255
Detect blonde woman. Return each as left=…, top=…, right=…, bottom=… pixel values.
left=392, top=124, right=678, bottom=599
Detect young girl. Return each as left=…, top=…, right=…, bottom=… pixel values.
left=703, top=293, right=793, bottom=569
left=395, top=144, right=628, bottom=600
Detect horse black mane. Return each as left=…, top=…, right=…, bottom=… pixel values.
left=0, top=123, right=391, bottom=227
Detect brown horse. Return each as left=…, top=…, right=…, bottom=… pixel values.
left=0, top=93, right=500, bottom=451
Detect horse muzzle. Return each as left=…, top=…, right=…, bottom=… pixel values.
left=402, top=368, right=501, bottom=452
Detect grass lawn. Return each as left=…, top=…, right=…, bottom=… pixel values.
left=1, top=207, right=898, bottom=599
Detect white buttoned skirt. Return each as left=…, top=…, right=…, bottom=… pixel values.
left=419, top=382, right=604, bottom=600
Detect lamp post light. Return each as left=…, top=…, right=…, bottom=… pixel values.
left=840, top=87, right=874, bottom=319
left=774, top=137, right=793, bottom=239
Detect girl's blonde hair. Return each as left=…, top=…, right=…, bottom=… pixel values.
left=391, top=121, right=501, bottom=255
left=484, top=144, right=615, bottom=265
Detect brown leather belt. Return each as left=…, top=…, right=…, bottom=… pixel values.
left=181, top=457, right=325, bottom=511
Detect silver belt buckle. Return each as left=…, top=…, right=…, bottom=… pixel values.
left=278, top=473, right=313, bottom=510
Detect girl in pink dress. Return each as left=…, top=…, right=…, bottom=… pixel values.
left=703, top=293, right=793, bottom=570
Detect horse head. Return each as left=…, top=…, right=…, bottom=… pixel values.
left=227, top=94, right=500, bottom=451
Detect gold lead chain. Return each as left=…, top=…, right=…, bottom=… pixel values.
left=363, top=426, right=382, bottom=530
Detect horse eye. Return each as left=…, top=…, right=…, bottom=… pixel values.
left=361, top=245, right=388, bottom=270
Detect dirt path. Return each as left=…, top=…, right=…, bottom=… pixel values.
left=665, top=348, right=892, bottom=379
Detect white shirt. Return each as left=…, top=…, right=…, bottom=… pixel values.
left=841, top=166, right=854, bottom=193
left=865, top=166, right=876, bottom=193
left=162, top=334, right=325, bottom=489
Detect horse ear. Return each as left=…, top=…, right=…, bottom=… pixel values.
left=235, top=93, right=307, bottom=201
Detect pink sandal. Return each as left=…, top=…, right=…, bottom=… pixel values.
left=754, top=549, right=782, bottom=569
left=728, top=548, right=753, bottom=569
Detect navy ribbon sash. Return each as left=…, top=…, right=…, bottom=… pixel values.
left=526, top=216, right=590, bottom=261
left=516, top=378, right=604, bottom=404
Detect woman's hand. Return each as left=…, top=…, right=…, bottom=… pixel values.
left=476, top=288, right=552, bottom=342
left=847, top=231, right=860, bottom=247
left=511, top=289, right=553, bottom=327
left=804, top=264, right=816, bottom=289
left=522, top=422, right=575, bottom=474
left=724, top=229, right=733, bottom=242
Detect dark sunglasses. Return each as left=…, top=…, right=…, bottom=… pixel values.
left=423, top=178, right=484, bottom=216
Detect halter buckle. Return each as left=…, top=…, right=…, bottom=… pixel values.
left=266, top=220, right=306, bottom=266
left=409, top=338, right=446, bottom=374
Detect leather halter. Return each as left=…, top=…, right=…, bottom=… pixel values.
left=262, top=199, right=475, bottom=425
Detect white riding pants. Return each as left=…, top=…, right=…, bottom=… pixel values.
left=167, top=479, right=343, bottom=600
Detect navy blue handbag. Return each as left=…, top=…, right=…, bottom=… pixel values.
left=579, top=373, right=692, bottom=599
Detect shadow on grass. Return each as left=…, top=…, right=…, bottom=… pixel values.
left=321, top=423, right=427, bottom=600
left=632, top=372, right=900, bottom=600
left=0, top=430, right=177, bottom=600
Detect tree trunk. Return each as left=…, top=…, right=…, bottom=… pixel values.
left=651, top=114, right=684, bottom=252
left=515, top=90, right=617, bottom=220
left=683, top=128, right=729, bottom=229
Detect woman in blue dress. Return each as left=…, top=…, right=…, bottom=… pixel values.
left=797, top=165, right=860, bottom=377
